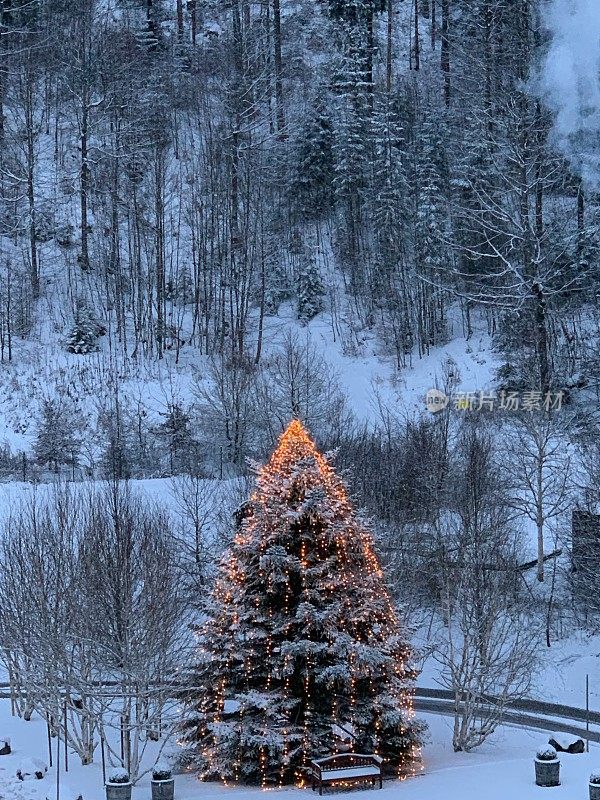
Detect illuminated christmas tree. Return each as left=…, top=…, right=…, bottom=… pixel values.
left=180, top=419, right=423, bottom=785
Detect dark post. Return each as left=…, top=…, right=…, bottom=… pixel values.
left=101, top=734, right=106, bottom=784
left=63, top=701, right=68, bottom=772
left=56, top=723, right=60, bottom=800
left=47, top=720, right=53, bottom=768
left=586, top=673, right=590, bottom=753
left=120, top=714, right=125, bottom=764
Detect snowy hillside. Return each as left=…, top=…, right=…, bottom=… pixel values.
left=1, top=0, right=600, bottom=797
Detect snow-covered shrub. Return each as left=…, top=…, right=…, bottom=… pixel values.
left=152, top=761, right=172, bottom=781
left=536, top=746, right=558, bottom=761
left=66, top=299, right=106, bottom=354
left=34, top=204, right=56, bottom=243
left=55, top=221, right=75, bottom=247
left=591, top=772, right=600, bottom=785
left=107, top=768, right=130, bottom=784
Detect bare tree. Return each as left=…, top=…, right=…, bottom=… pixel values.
left=435, top=562, right=537, bottom=751
left=78, top=482, right=190, bottom=780
left=433, top=422, right=538, bottom=751
left=169, top=473, right=219, bottom=587
left=194, top=355, right=260, bottom=472
left=0, top=485, right=97, bottom=762
left=0, top=482, right=191, bottom=780
left=503, top=413, right=573, bottom=582
left=254, top=331, right=351, bottom=449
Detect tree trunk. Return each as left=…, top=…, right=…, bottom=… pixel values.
left=483, top=0, right=492, bottom=124
left=441, top=0, right=450, bottom=105
left=0, top=4, right=5, bottom=144
left=536, top=458, right=544, bottom=582
left=154, top=151, right=166, bottom=359
left=367, top=7, right=375, bottom=101
left=532, top=281, right=549, bottom=395
left=80, top=97, right=90, bottom=272
left=577, top=180, right=585, bottom=258
left=25, top=71, right=39, bottom=299
left=189, top=0, right=197, bottom=44
left=386, top=0, right=393, bottom=92
left=272, top=0, right=285, bottom=137
left=176, top=0, right=184, bottom=43
left=535, top=101, right=544, bottom=239
left=413, top=0, right=420, bottom=70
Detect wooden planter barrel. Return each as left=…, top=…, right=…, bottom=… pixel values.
left=534, top=758, right=560, bottom=787
left=106, top=781, right=132, bottom=800
left=590, top=782, right=600, bottom=800
left=151, top=778, right=175, bottom=800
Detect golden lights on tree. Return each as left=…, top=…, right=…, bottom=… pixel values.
left=181, top=419, right=423, bottom=787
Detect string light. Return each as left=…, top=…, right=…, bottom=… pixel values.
left=189, top=419, right=420, bottom=786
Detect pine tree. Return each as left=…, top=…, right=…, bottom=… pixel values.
left=154, top=402, right=196, bottom=474
left=65, top=298, right=105, bottom=355
left=415, top=118, right=447, bottom=280
left=291, top=92, right=335, bottom=220
left=99, top=400, right=132, bottom=480
left=180, top=420, right=423, bottom=785
left=297, top=240, right=325, bottom=322
left=34, top=399, right=81, bottom=474
left=370, top=91, right=413, bottom=362
left=414, top=115, right=449, bottom=350
left=372, top=91, right=408, bottom=261
left=332, top=27, right=371, bottom=267
left=450, top=115, right=503, bottom=337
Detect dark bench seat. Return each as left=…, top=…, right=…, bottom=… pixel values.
left=309, top=753, right=383, bottom=794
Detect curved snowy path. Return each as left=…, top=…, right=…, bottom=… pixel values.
left=414, top=688, right=600, bottom=744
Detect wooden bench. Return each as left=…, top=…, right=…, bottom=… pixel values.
left=309, top=753, right=383, bottom=794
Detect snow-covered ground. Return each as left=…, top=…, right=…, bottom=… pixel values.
left=532, top=633, right=600, bottom=708
left=0, top=291, right=497, bottom=460
left=1, top=708, right=597, bottom=800
left=266, top=305, right=496, bottom=422
left=418, top=627, right=600, bottom=710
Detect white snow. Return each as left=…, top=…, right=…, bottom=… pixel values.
left=107, top=766, right=130, bottom=783
left=270, top=304, right=496, bottom=423
left=0, top=703, right=598, bottom=800
left=16, top=756, right=48, bottom=781
left=320, top=766, right=380, bottom=779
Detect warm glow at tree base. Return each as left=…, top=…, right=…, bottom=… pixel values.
left=179, top=420, right=425, bottom=785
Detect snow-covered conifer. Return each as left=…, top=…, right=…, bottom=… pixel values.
left=180, top=420, right=423, bottom=785
left=292, top=92, right=335, bottom=219
left=65, top=299, right=105, bottom=355
left=297, top=241, right=325, bottom=323
left=34, top=399, right=80, bottom=473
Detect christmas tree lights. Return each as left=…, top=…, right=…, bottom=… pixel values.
left=179, top=419, right=423, bottom=785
